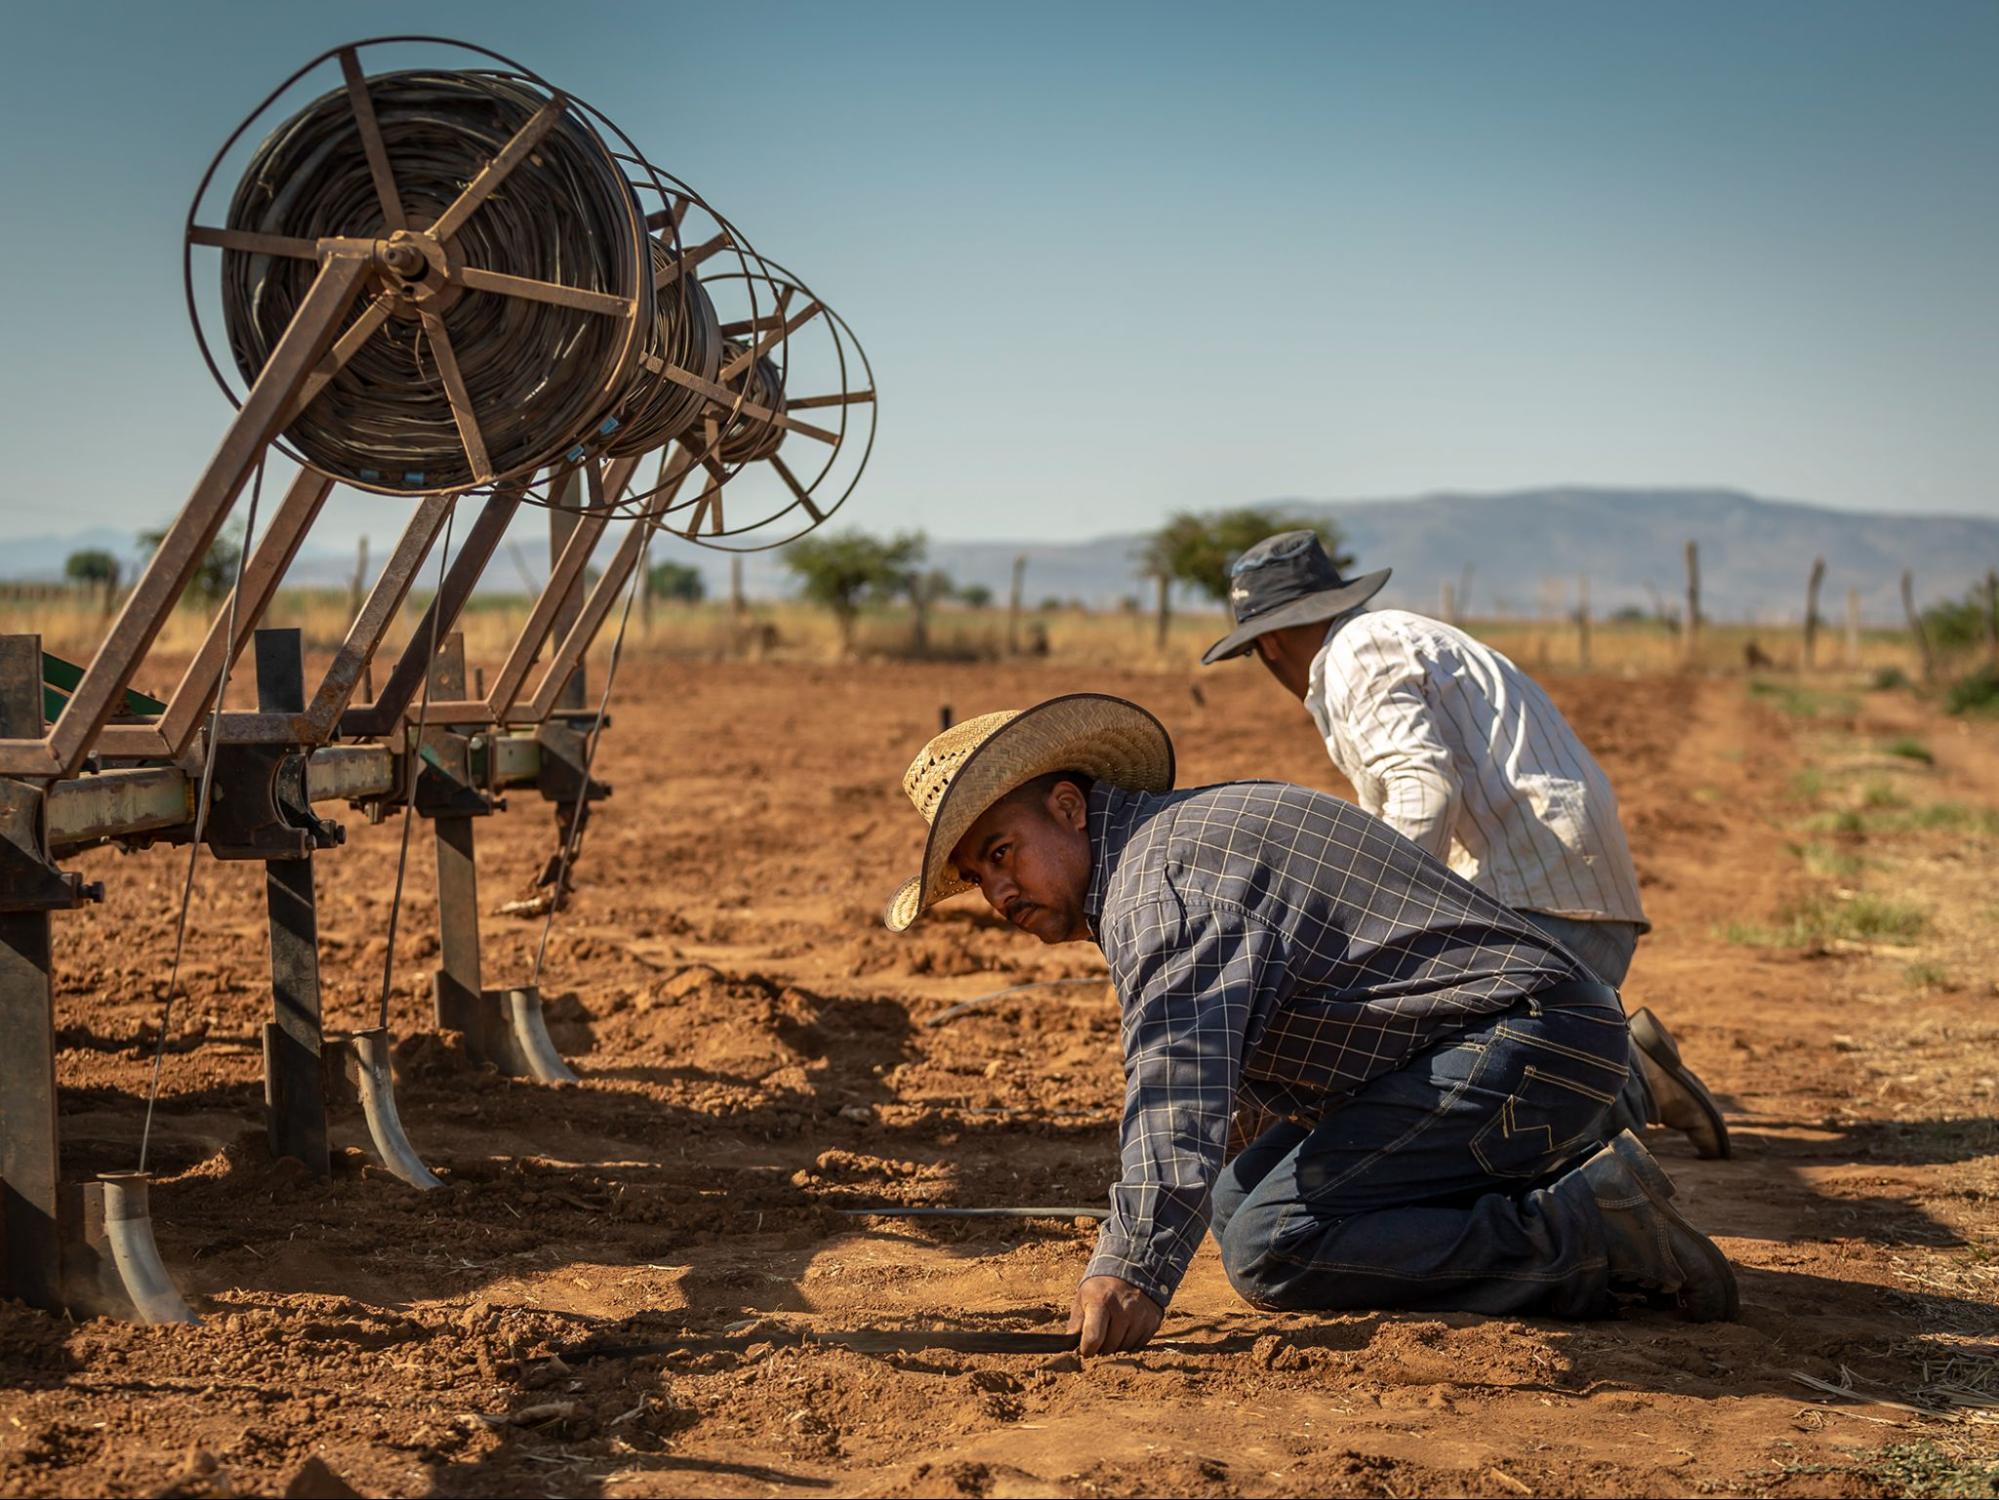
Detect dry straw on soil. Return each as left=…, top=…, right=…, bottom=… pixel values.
left=0, top=587, right=1934, bottom=682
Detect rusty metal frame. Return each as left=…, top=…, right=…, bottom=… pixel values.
left=0, top=251, right=374, bottom=778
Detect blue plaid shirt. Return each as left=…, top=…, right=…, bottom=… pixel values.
left=1080, top=780, right=1582, bottom=1305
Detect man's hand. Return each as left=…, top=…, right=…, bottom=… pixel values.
left=1068, top=1275, right=1164, bottom=1356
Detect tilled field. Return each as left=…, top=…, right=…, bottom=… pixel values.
left=3, top=658, right=1996, bottom=1497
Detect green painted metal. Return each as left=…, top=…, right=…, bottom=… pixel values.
left=41, top=652, right=168, bottom=725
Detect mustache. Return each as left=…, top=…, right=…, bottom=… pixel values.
left=1004, top=898, right=1037, bottom=926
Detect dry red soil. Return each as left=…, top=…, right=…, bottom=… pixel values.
left=3, top=659, right=1995, bottom=1497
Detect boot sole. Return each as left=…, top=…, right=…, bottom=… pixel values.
left=1608, top=1132, right=1740, bottom=1322
left=1630, top=1009, right=1732, bottom=1160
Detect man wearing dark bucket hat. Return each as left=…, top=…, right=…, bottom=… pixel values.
left=1201, top=531, right=1728, bottom=1161
left=884, top=695, right=1737, bottom=1356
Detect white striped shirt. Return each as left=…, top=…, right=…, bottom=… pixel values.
left=1305, top=609, right=1649, bottom=928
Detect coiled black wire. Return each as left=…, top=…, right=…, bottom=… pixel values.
left=602, top=238, right=721, bottom=458
left=711, top=343, right=788, bottom=465
left=219, top=69, right=640, bottom=493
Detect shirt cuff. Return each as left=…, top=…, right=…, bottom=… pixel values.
left=1084, top=1234, right=1182, bottom=1308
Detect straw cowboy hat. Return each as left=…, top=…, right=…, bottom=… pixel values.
left=882, top=693, right=1175, bottom=932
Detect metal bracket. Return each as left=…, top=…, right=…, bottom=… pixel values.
left=534, top=716, right=613, bottom=808
left=414, top=731, right=500, bottom=819
left=205, top=743, right=344, bottom=861
left=0, top=776, right=102, bottom=912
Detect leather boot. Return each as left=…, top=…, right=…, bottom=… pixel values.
left=1630, top=1008, right=1731, bottom=1159
left=1579, top=1130, right=1739, bottom=1322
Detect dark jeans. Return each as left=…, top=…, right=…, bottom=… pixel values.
left=1519, top=910, right=1655, bottom=1134
left=1211, top=991, right=1629, bottom=1319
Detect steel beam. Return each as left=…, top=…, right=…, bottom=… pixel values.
left=255, top=630, right=328, bottom=1175
left=549, top=468, right=591, bottom=714
left=0, top=635, right=59, bottom=1309
left=304, top=745, right=397, bottom=803
left=46, top=768, right=193, bottom=851
left=426, top=637, right=485, bottom=1044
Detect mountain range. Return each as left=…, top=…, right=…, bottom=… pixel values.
left=4, top=488, right=1994, bottom=622
left=900, top=487, right=1999, bottom=622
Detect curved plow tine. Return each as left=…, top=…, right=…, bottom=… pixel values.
left=92, top=1173, right=199, bottom=1325
left=498, top=986, right=579, bottom=1084
left=341, top=1029, right=444, bottom=1190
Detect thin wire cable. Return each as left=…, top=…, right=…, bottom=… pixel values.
left=138, top=458, right=267, bottom=1172
left=529, top=513, right=653, bottom=988
left=375, top=498, right=458, bottom=1030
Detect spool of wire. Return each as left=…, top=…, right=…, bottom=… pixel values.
left=711, top=344, right=788, bottom=465
left=602, top=237, right=722, bottom=458
left=210, top=64, right=645, bottom=495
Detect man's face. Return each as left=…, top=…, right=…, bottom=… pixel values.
left=949, top=780, right=1094, bottom=944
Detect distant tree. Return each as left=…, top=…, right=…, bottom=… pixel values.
left=138, top=521, right=241, bottom=608
left=1038, top=596, right=1065, bottom=613
left=647, top=561, right=706, bottom=603
left=1922, top=584, right=1997, bottom=654
left=782, top=529, right=925, bottom=656
left=1138, top=507, right=1354, bottom=606
left=957, top=583, right=994, bottom=609
left=64, top=549, right=120, bottom=591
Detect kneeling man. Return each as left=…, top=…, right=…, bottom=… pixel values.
left=884, top=694, right=1736, bottom=1356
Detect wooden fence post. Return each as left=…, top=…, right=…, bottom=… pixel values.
left=1154, top=573, right=1171, bottom=652
left=1683, top=541, right=1701, bottom=669
left=1576, top=575, right=1592, bottom=670
left=1985, top=569, right=1999, bottom=665
left=1902, top=570, right=1934, bottom=683
left=1007, top=555, right=1026, bottom=656
left=1844, top=587, right=1861, bottom=668
left=910, top=575, right=931, bottom=658
left=1802, top=557, right=1826, bottom=670
left=729, top=557, right=745, bottom=657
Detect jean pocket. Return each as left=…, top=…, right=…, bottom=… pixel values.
left=1469, top=1064, right=1616, bottom=1179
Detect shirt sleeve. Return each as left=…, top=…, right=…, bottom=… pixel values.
left=1087, top=901, right=1285, bottom=1306
left=1330, top=631, right=1462, bottom=860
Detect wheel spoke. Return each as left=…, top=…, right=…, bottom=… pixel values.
left=281, top=292, right=398, bottom=427
left=769, top=454, right=825, bottom=523
left=718, top=312, right=790, bottom=338
left=430, top=95, right=567, bottom=242
left=682, top=455, right=730, bottom=536
left=783, top=388, right=876, bottom=411
left=339, top=48, right=407, bottom=233
left=647, top=445, right=696, bottom=509
left=643, top=195, right=692, bottom=236
left=189, top=225, right=319, bottom=260
left=418, top=308, right=493, bottom=483
left=653, top=232, right=732, bottom=289
left=641, top=356, right=841, bottom=445
left=720, top=296, right=822, bottom=383
left=456, top=265, right=631, bottom=316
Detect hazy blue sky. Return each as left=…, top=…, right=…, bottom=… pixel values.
left=1, top=0, right=1993, bottom=556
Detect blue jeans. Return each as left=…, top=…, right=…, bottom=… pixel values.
left=1518, top=911, right=1654, bottom=1133
left=1211, top=993, right=1629, bottom=1319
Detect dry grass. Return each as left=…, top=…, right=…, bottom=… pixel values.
left=0, top=587, right=1936, bottom=683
